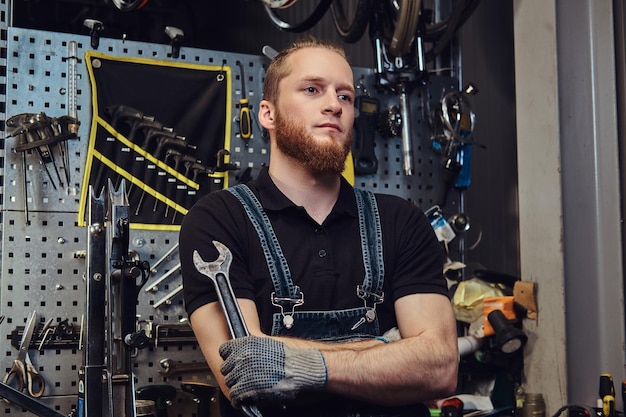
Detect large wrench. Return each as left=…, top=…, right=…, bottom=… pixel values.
left=192, top=241, right=262, bottom=417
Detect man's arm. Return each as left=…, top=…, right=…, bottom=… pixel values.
left=192, top=293, right=458, bottom=406
left=189, top=299, right=261, bottom=398
left=322, top=292, right=459, bottom=405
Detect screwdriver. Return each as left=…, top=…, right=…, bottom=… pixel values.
left=599, top=373, right=616, bottom=417
left=236, top=61, right=252, bottom=140
left=621, top=380, right=626, bottom=415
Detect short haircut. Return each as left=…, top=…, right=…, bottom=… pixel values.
left=263, top=36, right=349, bottom=104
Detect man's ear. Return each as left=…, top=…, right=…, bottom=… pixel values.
left=258, top=99, right=276, bottom=130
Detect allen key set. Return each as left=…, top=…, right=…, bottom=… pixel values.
left=6, top=112, right=79, bottom=222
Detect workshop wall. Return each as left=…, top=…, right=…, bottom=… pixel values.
left=9, top=0, right=520, bottom=274
left=0, top=1, right=521, bottom=416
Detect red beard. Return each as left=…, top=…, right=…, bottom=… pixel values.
left=274, top=110, right=352, bottom=175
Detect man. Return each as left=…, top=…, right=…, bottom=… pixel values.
left=180, top=36, right=458, bottom=417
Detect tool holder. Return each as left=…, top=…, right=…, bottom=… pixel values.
left=0, top=181, right=143, bottom=417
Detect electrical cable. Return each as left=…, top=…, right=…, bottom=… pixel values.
left=551, top=404, right=598, bottom=417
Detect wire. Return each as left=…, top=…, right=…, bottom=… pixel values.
left=551, top=404, right=598, bottom=417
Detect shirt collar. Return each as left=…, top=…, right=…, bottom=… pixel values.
left=254, top=167, right=358, bottom=219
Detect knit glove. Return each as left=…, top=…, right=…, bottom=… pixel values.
left=219, top=335, right=327, bottom=408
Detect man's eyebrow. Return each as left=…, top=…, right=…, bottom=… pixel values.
left=300, top=76, right=356, bottom=93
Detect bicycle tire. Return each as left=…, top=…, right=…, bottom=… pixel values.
left=330, top=0, right=374, bottom=44
left=263, top=0, right=333, bottom=33
left=389, top=0, right=421, bottom=58
left=423, top=0, right=482, bottom=42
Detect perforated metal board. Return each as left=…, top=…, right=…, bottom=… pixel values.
left=0, top=24, right=456, bottom=417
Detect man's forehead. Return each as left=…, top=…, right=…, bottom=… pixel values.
left=288, top=48, right=354, bottom=85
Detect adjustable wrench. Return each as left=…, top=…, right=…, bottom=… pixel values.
left=192, top=241, right=262, bottom=417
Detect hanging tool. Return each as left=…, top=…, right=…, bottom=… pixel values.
left=83, top=19, right=104, bottom=49
left=7, top=112, right=79, bottom=222
left=134, top=131, right=196, bottom=216
left=193, top=241, right=263, bottom=417
left=9, top=113, right=62, bottom=189
left=236, top=61, right=252, bottom=141
left=170, top=156, right=221, bottom=224
left=3, top=311, right=45, bottom=401
left=165, top=26, right=184, bottom=59
left=65, top=40, right=80, bottom=185
left=352, top=83, right=380, bottom=175
left=162, top=149, right=198, bottom=218
left=599, top=374, right=616, bottom=417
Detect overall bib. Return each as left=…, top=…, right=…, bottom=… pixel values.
left=225, top=184, right=429, bottom=417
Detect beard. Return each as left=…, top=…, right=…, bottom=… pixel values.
left=274, top=111, right=353, bottom=175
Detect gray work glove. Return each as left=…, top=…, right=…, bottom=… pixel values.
left=219, top=335, right=327, bottom=408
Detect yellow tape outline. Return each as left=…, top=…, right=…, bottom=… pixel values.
left=78, top=51, right=232, bottom=230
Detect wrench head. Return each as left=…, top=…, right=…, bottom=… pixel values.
left=192, top=240, right=232, bottom=279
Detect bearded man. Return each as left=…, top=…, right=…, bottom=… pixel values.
left=180, top=36, right=458, bottom=417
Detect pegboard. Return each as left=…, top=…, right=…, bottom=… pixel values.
left=0, top=23, right=458, bottom=417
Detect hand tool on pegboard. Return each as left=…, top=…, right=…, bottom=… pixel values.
left=236, top=61, right=252, bottom=141
left=3, top=311, right=45, bottom=402
left=83, top=19, right=104, bottom=49
left=170, top=152, right=235, bottom=225
left=165, top=26, right=184, bottom=59
left=7, top=112, right=79, bottom=222
left=134, top=130, right=196, bottom=217
left=352, top=77, right=380, bottom=175
left=600, top=374, right=616, bottom=417
left=161, top=149, right=201, bottom=217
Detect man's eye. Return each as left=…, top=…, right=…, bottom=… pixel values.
left=305, top=86, right=318, bottom=93
left=339, top=94, right=353, bottom=103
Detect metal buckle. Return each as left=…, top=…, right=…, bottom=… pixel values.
left=271, top=292, right=304, bottom=329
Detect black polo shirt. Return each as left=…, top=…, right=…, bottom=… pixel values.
left=180, top=167, right=446, bottom=335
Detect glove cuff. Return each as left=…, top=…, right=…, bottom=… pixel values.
left=285, top=348, right=328, bottom=390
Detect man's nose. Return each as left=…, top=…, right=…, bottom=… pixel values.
left=323, top=91, right=343, bottom=115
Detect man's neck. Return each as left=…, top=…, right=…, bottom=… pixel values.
left=268, top=159, right=341, bottom=225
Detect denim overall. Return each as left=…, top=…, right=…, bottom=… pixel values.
left=226, top=184, right=428, bottom=417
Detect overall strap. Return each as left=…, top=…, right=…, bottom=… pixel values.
left=226, top=184, right=303, bottom=306
left=354, top=188, right=385, bottom=314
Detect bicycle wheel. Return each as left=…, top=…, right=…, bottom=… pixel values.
left=263, top=0, right=333, bottom=32
left=389, top=0, right=421, bottom=58
left=330, top=0, right=374, bottom=44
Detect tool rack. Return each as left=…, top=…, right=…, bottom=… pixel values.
left=0, top=5, right=457, bottom=417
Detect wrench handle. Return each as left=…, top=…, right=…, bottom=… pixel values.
left=214, top=272, right=249, bottom=338
left=212, top=275, right=263, bottom=417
